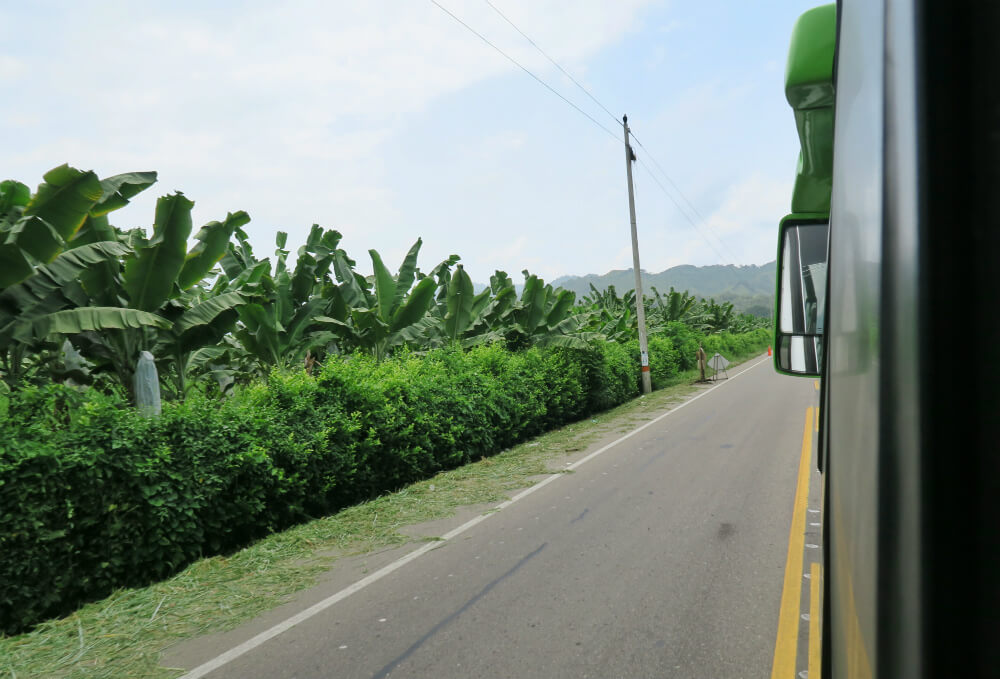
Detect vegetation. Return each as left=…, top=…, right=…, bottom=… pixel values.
left=0, top=374, right=712, bottom=679
left=0, top=165, right=771, bottom=637
left=552, top=262, right=776, bottom=316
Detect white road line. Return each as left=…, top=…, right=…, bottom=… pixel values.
left=178, top=355, right=771, bottom=679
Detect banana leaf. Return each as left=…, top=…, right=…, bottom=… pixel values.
left=0, top=241, right=130, bottom=312
left=27, top=307, right=171, bottom=341
left=391, top=238, right=422, bottom=313
left=333, top=251, right=367, bottom=308
left=91, top=171, right=157, bottom=217
left=18, top=165, right=102, bottom=262
left=177, top=211, right=250, bottom=290
left=173, top=292, right=246, bottom=335
left=369, top=249, right=396, bottom=324
left=123, top=193, right=193, bottom=311
left=444, top=265, right=476, bottom=341
left=389, top=275, right=436, bottom=332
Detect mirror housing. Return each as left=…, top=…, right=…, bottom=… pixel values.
left=785, top=4, right=836, bottom=216
left=774, top=214, right=828, bottom=376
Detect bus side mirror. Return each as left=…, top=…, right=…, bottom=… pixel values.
left=775, top=216, right=828, bottom=376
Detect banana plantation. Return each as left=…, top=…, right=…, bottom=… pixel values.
left=0, top=165, right=766, bottom=403
left=0, top=165, right=772, bottom=634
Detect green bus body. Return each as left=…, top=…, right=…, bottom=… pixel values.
left=775, top=2, right=1000, bottom=678
left=773, top=4, right=835, bottom=379
left=784, top=4, right=835, bottom=216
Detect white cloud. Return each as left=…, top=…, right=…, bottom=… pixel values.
left=8, top=1, right=805, bottom=281
left=698, top=172, right=791, bottom=264
left=5, top=0, right=654, bottom=256
left=704, top=173, right=789, bottom=235
left=0, top=55, right=25, bottom=81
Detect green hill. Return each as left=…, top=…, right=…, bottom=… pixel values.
left=551, top=261, right=776, bottom=316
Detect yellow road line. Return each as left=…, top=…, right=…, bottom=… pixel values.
left=809, top=561, right=821, bottom=678
left=770, top=406, right=814, bottom=679
left=814, top=380, right=820, bottom=390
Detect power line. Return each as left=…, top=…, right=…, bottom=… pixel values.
left=476, top=1, right=739, bottom=265
left=634, top=155, right=732, bottom=265
left=428, top=0, right=620, bottom=142
left=482, top=0, right=621, bottom=128
left=432, top=0, right=740, bottom=267
left=628, top=130, right=742, bottom=263
left=629, top=132, right=708, bottom=222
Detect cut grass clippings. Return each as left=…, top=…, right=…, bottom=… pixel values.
left=0, top=354, right=762, bottom=679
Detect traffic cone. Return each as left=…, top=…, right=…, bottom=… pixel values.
left=767, top=345, right=772, bottom=356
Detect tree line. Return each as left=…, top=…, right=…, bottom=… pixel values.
left=0, top=165, right=767, bottom=403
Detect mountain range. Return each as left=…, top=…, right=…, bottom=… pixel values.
left=550, top=262, right=776, bottom=316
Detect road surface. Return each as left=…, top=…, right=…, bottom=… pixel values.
left=170, top=356, right=821, bottom=679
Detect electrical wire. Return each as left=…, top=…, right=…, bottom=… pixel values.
left=634, top=156, right=732, bottom=265
left=477, top=1, right=738, bottom=264
left=428, top=0, right=621, bottom=142
left=629, top=130, right=742, bottom=263
left=482, top=0, right=621, bottom=128
left=432, top=0, right=740, bottom=266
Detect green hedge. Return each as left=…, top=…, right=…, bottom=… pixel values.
left=0, top=332, right=768, bottom=634
left=0, top=343, right=638, bottom=634
left=625, top=327, right=770, bottom=389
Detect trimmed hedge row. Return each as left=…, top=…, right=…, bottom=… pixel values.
left=0, top=343, right=636, bottom=634
left=0, top=332, right=768, bottom=634
left=625, top=326, right=770, bottom=389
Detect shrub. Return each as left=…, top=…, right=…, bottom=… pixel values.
left=662, top=322, right=702, bottom=370
left=0, top=330, right=767, bottom=634
left=0, top=341, right=638, bottom=634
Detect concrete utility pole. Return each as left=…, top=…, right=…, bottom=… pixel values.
left=623, top=115, right=651, bottom=394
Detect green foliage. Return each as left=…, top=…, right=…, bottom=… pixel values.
left=122, top=193, right=193, bottom=312
left=0, top=166, right=250, bottom=398
left=0, top=341, right=642, bottom=635
left=661, top=321, right=702, bottom=371
left=315, top=238, right=442, bottom=362
left=552, top=262, right=776, bottom=314
left=0, top=162, right=777, bottom=638
left=648, top=285, right=696, bottom=326
left=0, top=165, right=103, bottom=286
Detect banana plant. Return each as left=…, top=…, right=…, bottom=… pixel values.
left=494, top=272, right=599, bottom=349
left=580, top=283, right=637, bottom=342
left=223, top=227, right=344, bottom=372
left=0, top=167, right=165, bottom=389
left=152, top=288, right=248, bottom=398
left=67, top=195, right=249, bottom=397
left=727, top=312, right=768, bottom=333
left=648, top=286, right=697, bottom=325
left=0, top=240, right=168, bottom=388
left=582, top=283, right=635, bottom=317
left=0, top=166, right=157, bottom=285
left=316, top=238, right=442, bottom=361
left=422, top=266, right=516, bottom=349
left=0, top=165, right=103, bottom=288
left=460, top=270, right=518, bottom=344
left=402, top=268, right=598, bottom=351
left=685, top=298, right=736, bottom=334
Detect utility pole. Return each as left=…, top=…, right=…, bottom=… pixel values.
left=623, top=114, right=651, bottom=394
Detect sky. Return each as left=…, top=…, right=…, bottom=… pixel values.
left=2, top=0, right=823, bottom=284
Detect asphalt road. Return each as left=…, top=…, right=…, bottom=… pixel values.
left=174, top=357, right=818, bottom=679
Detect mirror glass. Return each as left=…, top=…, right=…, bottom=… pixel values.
left=777, top=332, right=823, bottom=375
left=777, top=220, right=828, bottom=375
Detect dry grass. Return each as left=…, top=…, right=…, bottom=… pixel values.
left=0, top=357, right=760, bottom=679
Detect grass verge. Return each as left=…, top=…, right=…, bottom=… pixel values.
left=0, top=355, right=763, bottom=679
